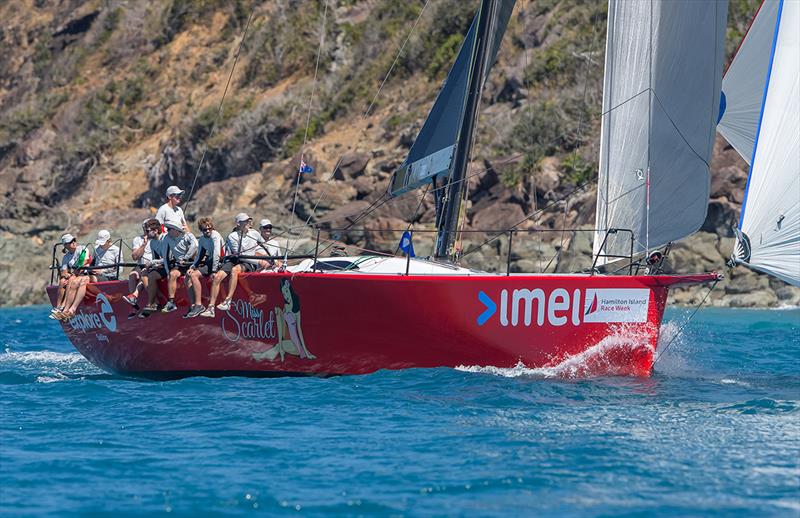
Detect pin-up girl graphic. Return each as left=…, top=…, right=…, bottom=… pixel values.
left=253, top=278, right=315, bottom=362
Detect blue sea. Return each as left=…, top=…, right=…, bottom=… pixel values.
left=1, top=305, right=798, bottom=516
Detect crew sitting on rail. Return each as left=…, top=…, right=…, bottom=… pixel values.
left=123, top=218, right=161, bottom=315
left=184, top=217, right=224, bottom=319
left=50, top=234, right=78, bottom=320
left=206, top=213, right=266, bottom=312
left=142, top=221, right=197, bottom=315
left=256, top=218, right=283, bottom=272
left=91, top=229, right=122, bottom=282
left=156, top=185, right=190, bottom=233
left=52, top=233, right=93, bottom=321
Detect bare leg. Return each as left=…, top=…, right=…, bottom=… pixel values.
left=208, top=271, right=227, bottom=307
left=184, top=274, right=195, bottom=306
left=190, top=271, right=203, bottom=305
left=67, top=277, right=90, bottom=313
left=146, top=271, right=163, bottom=305
left=128, top=270, right=140, bottom=296
left=168, top=269, right=180, bottom=299
left=225, top=265, right=243, bottom=301
left=55, top=278, right=68, bottom=308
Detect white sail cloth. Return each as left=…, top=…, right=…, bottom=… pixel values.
left=730, top=0, right=800, bottom=286
left=593, top=0, right=728, bottom=264
left=717, top=0, right=781, bottom=166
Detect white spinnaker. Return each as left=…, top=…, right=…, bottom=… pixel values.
left=737, top=0, right=800, bottom=286
left=593, top=0, right=728, bottom=264
left=718, top=0, right=781, bottom=166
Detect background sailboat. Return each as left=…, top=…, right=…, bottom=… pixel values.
left=720, top=0, right=800, bottom=286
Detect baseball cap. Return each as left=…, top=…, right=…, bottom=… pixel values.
left=260, top=218, right=272, bottom=228
left=94, top=229, right=111, bottom=246
left=164, top=221, right=184, bottom=232
left=61, top=233, right=76, bottom=246
left=235, top=212, right=252, bottom=224
left=166, top=185, right=185, bottom=197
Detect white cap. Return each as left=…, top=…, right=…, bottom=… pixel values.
left=94, top=229, right=111, bottom=246
left=60, top=233, right=76, bottom=246
left=259, top=218, right=273, bottom=228
left=164, top=221, right=184, bottom=232
left=235, top=212, right=252, bottom=224
left=166, top=185, right=185, bottom=197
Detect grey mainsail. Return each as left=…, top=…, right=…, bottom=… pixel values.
left=593, top=0, right=729, bottom=264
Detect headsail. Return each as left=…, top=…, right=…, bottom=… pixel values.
left=730, top=0, right=800, bottom=286
left=717, top=0, right=781, bottom=166
left=593, top=0, right=728, bottom=264
left=388, top=0, right=516, bottom=198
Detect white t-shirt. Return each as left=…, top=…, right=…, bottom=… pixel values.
left=265, top=239, right=281, bottom=257
left=131, top=235, right=154, bottom=266
left=155, top=203, right=187, bottom=230
left=225, top=229, right=267, bottom=266
left=93, top=244, right=122, bottom=278
left=61, top=245, right=89, bottom=271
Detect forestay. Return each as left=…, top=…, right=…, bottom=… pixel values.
left=717, top=0, right=781, bottom=166
left=731, top=0, right=800, bottom=286
left=593, top=0, right=728, bottom=264
left=389, top=0, right=515, bottom=197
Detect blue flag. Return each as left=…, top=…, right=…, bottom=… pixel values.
left=299, top=160, right=314, bottom=174
left=399, top=230, right=415, bottom=257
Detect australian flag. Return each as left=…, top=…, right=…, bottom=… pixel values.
left=299, top=159, right=314, bottom=174
left=399, top=230, right=415, bottom=257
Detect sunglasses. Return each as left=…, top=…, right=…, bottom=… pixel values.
left=261, top=226, right=273, bottom=230
left=201, top=227, right=213, bottom=232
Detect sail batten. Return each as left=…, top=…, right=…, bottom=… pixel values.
left=593, top=0, right=728, bottom=264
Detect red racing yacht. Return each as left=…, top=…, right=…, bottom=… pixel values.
left=47, top=0, right=732, bottom=379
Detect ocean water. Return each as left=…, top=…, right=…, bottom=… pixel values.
left=1, top=305, right=798, bottom=516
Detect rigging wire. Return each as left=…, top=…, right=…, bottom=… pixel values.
left=286, top=0, right=330, bottom=260
left=652, top=279, right=720, bottom=365
left=183, top=8, right=255, bottom=212
left=298, top=0, right=433, bottom=230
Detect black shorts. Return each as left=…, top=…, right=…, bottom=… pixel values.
left=171, top=264, right=191, bottom=276
left=195, top=264, right=212, bottom=277
left=148, top=267, right=168, bottom=279
left=221, top=261, right=258, bottom=274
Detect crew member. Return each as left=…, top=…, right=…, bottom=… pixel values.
left=91, top=229, right=122, bottom=282
left=257, top=218, right=283, bottom=271
left=142, top=221, right=197, bottom=314
left=156, top=185, right=190, bottom=233
left=184, top=217, right=223, bottom=318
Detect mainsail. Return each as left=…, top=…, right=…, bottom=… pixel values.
left=728, top=0, right=800, bottom=286
left=593, top=0, right=728, bottom=264
left=388, top=0, right=515, bottom=197
left=717, top=0, right=781, bottom=166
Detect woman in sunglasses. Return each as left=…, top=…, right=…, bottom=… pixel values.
left=184, top=217, right=224, bottom=318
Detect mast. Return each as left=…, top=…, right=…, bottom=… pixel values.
left=435, top=0, right=498, bottom=259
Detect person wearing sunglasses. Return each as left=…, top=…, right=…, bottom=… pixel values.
left=184, top=217, right=223, bottom=318
left=257, top=218, right=283, bottom=271
left=155, top=185, right=190, bottom=233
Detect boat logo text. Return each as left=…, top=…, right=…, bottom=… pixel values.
left=69, top=293, right=117, bottom=333
left=477, top=288, right=650, bottom=327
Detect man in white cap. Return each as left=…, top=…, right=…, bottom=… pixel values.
left=50, top=233, right=79, bottom=319
left=142, top=221, right=197, bottom=314
left=202, top=212, right=266, bottom=315
left=55, top=234, right=94, bottom=321
left=256, top=218, right=283, bottom=271
left=91, top=229, right=122, bottom=282
left=156, top=185, right=190, bottom=233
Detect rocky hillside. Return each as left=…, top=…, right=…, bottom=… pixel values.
left=1, top=0, right=796, bottom=307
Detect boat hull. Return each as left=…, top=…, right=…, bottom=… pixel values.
left=46, top=272, right=716, bottom=379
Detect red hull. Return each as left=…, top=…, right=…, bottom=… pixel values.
left=46, top=272, right=717, bottom=379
